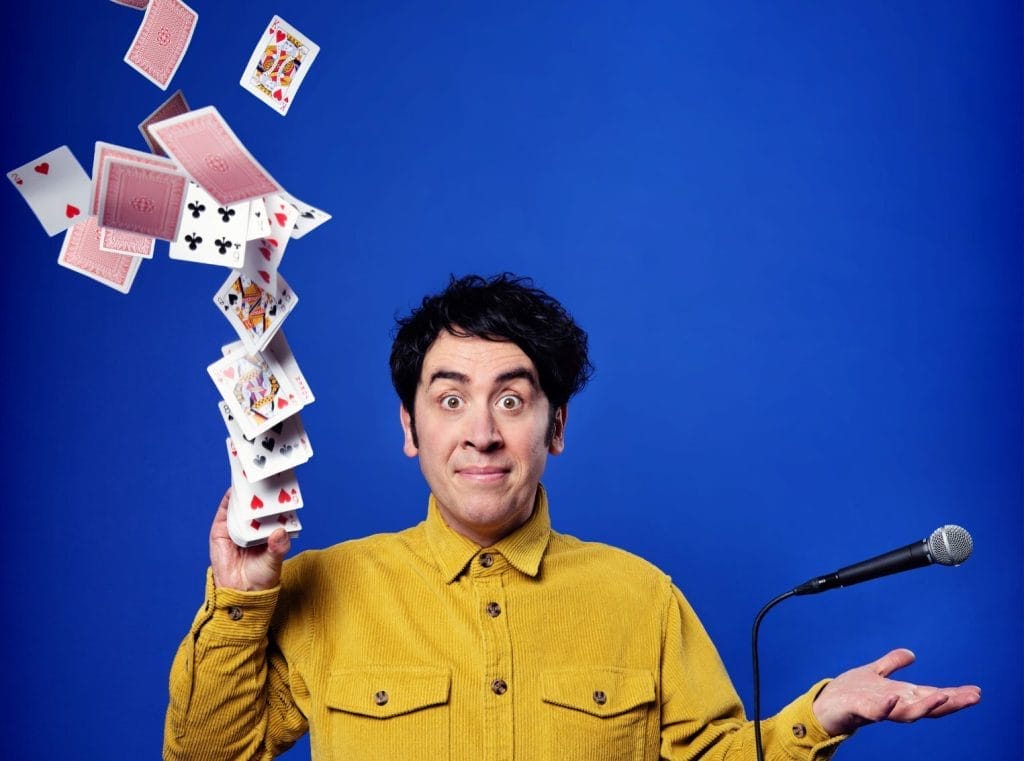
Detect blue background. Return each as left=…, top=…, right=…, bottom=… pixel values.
left=3, top=2, right=1020, bottom=759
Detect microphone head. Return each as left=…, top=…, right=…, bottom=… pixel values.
left=927, top=525, right=973, bottom=566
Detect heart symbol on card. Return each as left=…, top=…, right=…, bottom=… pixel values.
left=276, top=30, right=286, bottom=42
left=278, top=489, right=291, bottom=503
left=65, top=204, right=80, bottom=219
left=223, top=368, right=235, bottom=379
left=250, top=495, right=264, bottom=510
left=274, top=212, right=288, bottom=226
left=259, top=246, right=272, bottom=261
left=266, top=238, right=279, bottom=248
left=278, top=397, right=289, bottom=409
left=14, top=177, right=23, bottom=185
left=258, top=270, right=271, bottom=284
left=34, top=162, right=49, bottom=175
left=273, top=89, right=284, bottom=102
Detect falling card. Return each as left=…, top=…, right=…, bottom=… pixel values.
left=225, top=437, right=304, bottom=516
left=208, top=347, right=304, bottom=439
left=168, top=182, right=249, bottom=267
left=123, top=0, right=198, bottom=90
left=227, top=488, right=301, bottom=548
left=218, top=402, right=312, bottom=482
left=213, top=270, right=297, bottom=353
left=8, top=146, right=91, bottom=236
left=97, top=157, right=188, bottom=241
left=139, top=90, right=190, bottom=156
left=240, top=16, right=320, bottom=116
left=57, top=216, right=142, bottom=294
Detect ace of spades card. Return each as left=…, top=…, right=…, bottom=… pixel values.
left=213, top=269, right=297, bottom=353
left=169, top=182, right=250, bottom=267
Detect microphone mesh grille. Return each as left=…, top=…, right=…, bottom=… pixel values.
left=928, top=525, right=973, bottom=566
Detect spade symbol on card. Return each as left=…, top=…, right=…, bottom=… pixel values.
left=271, top=422, right=285, bottom=435
left=35, top=163, right=49, bottom=175
left=250, top=495, right=264, bottom=510
left=261, top=436, right=275, bottom=452
left=228, top=293, right=239, bottom=306
left=279, top=444, right=293, bottom=456
left=253, top=455, right=266, bottom=467
left=268, top=304, right=278, bottom=316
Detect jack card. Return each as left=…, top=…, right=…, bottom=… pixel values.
left=208, top=346, right=304, bottom=439
left=213, top=270, right=297, bottom=353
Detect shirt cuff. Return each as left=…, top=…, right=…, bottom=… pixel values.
left=199, top=567, right=281, bottom=640
left=771, top=678, right=848, bottom=760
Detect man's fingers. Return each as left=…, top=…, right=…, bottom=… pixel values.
left=266, top=527, right=291, bottom=561
left=871, top=647, right=916, bottom=677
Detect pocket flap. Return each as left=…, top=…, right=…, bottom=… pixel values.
left=326, top=666, right=451, bottom=719
left=541, top=668, right=655, bottom=718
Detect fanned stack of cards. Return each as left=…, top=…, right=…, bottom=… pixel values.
left=211, top=332, right=316, bottom=546
left=7, top=10, right=326, bottom=548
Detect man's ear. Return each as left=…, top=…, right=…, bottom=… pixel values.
left=400, top=403, right=418, bottom=457
left=548, top=404, right=567, bottom=455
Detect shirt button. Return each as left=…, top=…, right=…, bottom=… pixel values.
left=593, top=690, right=607, bottom=705
left=479, top=553, right=494, bottom=568
left=791, top=723, right=807, bottom=738
left=486, top=601, right=502, bottom=617
left=374, top=690, right=389, bottom=706
left=491, top=679, right=508, bottom=695
left=227, top=606, right=243, bottom=621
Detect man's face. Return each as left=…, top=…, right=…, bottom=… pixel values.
left=400, top=331, right=566, bottom=546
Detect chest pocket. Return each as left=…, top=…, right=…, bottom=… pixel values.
left=541, top=667, right=655, bottom=761
left=321, top=667, right=451, bottom=761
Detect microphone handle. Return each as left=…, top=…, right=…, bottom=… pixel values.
left=793, top=539, right=932, bottom=595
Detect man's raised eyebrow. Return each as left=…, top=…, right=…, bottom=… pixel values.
left=426, top=370, right=470, bottom=387
left=496, top=368, right=539, bottom=388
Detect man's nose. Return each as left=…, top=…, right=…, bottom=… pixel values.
left=462, top=404, right=503, bottom=451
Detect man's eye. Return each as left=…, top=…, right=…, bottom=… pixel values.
left=441, top=395, right=463, bottom=410
left=498, top=395, right=522, bottom=410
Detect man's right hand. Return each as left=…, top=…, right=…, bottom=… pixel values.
left=209, top=489, right=291, bottom=592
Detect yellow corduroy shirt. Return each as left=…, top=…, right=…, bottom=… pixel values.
left=164, top=487, right=846, bottom=760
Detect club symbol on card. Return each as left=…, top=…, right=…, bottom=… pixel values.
left=253, top=455, right=266, bottom=467
left=218, top=207, right=236, bottom=223
left=214, top=238, right=233, bottom=254
left=185, top=233, right=203, bottom=250
left=250, top=495, right=264, bottom=510
left=261, top=436, right=275, bottom=451
left=188, top=202, right=206, bottom=218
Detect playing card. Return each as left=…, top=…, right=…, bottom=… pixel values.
left=111, top=0, right=149, bottom=8
left=226, top=488, right=301, bottom=548
left=213, top=270, right=297, bottom=353
left=138, top=90, right=190, bottom=156
left=240, top=16, right=320, bottom=116
left=97, top=157, right=188, bottom=241
left=8, top=146, right=91, bottom=236
left=208, top=347, right=304, bottom=439
left=148, top=106, right=282, bottom=205
left=246, top=196, right=269, bottom=240
left=57, top=216, right=141, bottom=294
left=168, top=182, right=249, bottom=267
left=98, top=227, right=155, bottom=258
left=219, top=402, right=312, bottom=482
left=266, top=331, right=315, bottom=406
left=241, top=194, right=298, bottom=293
left=225, top=437, right=304, bottom=513
left=123, top=0, right=198, bottom=90
left=90, top=142, right=178, bottom=215
left=280, top=190, right=331, bottom=239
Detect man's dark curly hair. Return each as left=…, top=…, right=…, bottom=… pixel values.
left=390, top=273, right=593, bottom=425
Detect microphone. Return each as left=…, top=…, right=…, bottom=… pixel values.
left=792, top=524, right=973, bottom=595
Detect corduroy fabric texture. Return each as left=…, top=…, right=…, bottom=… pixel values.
left=164, top=486, right=845, bottom=760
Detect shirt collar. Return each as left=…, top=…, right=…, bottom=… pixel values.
left=425, top=485, right=552, bottom=583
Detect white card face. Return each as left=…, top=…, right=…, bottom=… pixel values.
left=281, top=190, right=331, bottom=239
left=169, top=182, right=249, bottom=267
left=213, top=270, right=297, bottom=353
left=241, top=193, right=298, bottom=293
left=226, top=438, right=304, bottom=514
left=207, top=347, right=304, bottom=439
left=266, top=331, right=315, bottom=406
left=240, top=16, right=320, bottom=116
left=246, top=196, right=269, bottom=240
left=227, top=487, right=301, bottom=547
left=219, top=402, right=312, bottom=482
left=8, top=146, right=92, bottom=236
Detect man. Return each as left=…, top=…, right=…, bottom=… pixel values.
left=164, top=273, right=980, bottom=760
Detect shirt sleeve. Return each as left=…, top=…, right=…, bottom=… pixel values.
left=660, top=584, right=847, bottom=761
left=162, top=568, right=309, bottom=761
